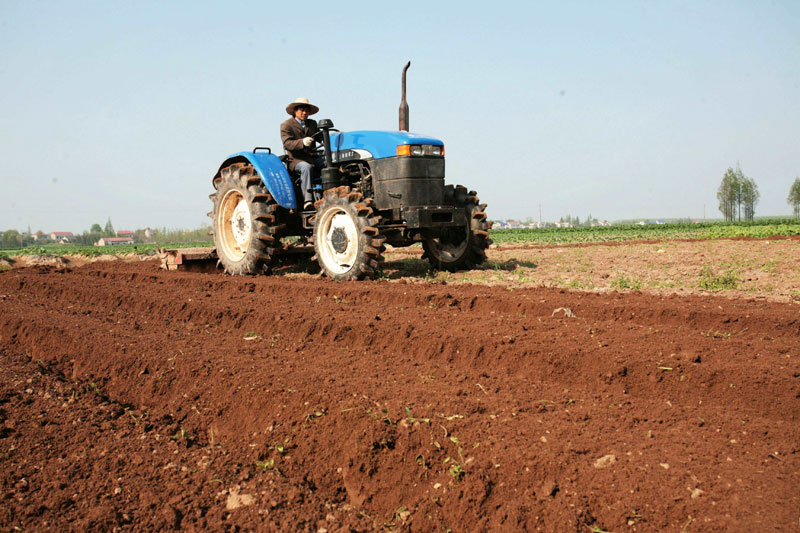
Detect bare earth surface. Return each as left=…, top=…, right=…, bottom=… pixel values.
left=1, top=237, right=799, bottom=531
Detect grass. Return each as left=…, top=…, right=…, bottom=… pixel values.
left=611, top=274, right=643, bottom=290
left=698, top=265, right=741, bottom=291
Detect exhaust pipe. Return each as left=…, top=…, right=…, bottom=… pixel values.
left=399, top=61, right=410, bottom=131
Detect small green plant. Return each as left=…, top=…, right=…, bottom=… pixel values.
left=611, top=274, right=642, bottom=290
left=255, top=459, right=275, bottom=471
left=760, top=259, right=778, bottom=274
left=172, top=427, right=191, bottom=441
left=394, top=506, right=410, bottom=522
left=304, top=408, right=326, bottom=422
left=698, top=265, right=740, bottom=291
left=270, top=438, right=290, bottom=454
left=447, top=461, right=464, bottom=480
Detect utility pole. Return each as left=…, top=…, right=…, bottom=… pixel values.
left=539, top=204, right=542, bottom=227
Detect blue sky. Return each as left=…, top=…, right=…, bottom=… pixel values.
left=1, top=0, right=798, bottom=232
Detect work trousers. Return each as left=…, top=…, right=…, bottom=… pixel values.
left=295, top=156, right=324, bottom=203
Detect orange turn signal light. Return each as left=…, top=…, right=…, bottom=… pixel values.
left=396, top=145, right=411, bottom=156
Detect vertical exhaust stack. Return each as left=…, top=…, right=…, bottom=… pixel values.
left=399, top=61, right=410, bottom=131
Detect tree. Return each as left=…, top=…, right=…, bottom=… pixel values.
left=91, top=223, right=103, bottom=233
left=741, top=176, right=760, bottom=221
left=2, top=229, right=22, bottom=248
left=788, top=177, right=800, bottom=219
left=717, top=164, right=759, bottom=221
left=717, top=167, right=739, bottom=221
left=104, top=218, right=115, bottom=237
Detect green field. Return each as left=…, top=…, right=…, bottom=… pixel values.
left=0, top=242, right=212, bottom=260
left=490, top=219, right=800, bottom=245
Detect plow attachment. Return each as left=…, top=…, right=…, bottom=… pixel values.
left=159, top=247, right=219, bottom=272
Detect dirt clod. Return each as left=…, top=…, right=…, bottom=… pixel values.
left=593, top=454, right=617, bottom=468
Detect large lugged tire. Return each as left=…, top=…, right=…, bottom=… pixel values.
left=422, top=186, right=490, bottom=272
left=209, top=163, right=283, bottom=275
left=312, top=186, right=385, bottom=281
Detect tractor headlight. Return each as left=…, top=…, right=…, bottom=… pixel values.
left=396, top=144, right=444, bottom=157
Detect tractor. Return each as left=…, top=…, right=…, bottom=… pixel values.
left=208, top=63, right=490, bottom=280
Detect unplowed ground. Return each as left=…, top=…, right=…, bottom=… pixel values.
left=1, top=238, right=799, bottom=531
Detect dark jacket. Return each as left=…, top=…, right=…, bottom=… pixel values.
left=280, top=117, right=319, bottom=171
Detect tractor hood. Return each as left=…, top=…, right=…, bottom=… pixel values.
left=329, top=130, right=443, bottom=161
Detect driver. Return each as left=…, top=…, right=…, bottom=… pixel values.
left=280, top=97, right=324, bottom=210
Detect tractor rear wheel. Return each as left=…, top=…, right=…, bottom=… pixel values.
left=312, top=186, right=385, bottom=281
left=209, top=163, right=282, bottom=275
left=422, top=186, right=490, bottom=271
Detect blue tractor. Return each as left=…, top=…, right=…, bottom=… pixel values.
left=208, top=63, right=490, bottom=280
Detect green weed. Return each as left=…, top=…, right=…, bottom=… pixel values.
left=611, top=274, right=642, bottom=290
left=447, top=460, right=464, bottom=481
left=255, top=459, right=275, bottom=471
left=698, top=265, right=740, bottom=291
left=172, top=428, right=191, bottom=441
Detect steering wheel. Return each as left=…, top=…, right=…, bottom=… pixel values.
left=311, top=127, right=339, bottom=142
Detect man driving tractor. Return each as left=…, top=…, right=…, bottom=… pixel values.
left=280, top=97, right=324, bottom=210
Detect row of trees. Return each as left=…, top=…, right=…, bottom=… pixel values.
left=558, top=214, right=601, bottom=227
left=716, top=165, right=760, bottom=221
left=716, top=165, right=800, bottom=220
left=1, top=223, right=213, bottom=249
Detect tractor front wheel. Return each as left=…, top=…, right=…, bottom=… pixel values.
left=422, top=186, right=490, bottom=271
left=312, top=186, right=385, bottom=281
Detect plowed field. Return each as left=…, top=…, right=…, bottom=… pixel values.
left=1, top=239, right=799, bottom=531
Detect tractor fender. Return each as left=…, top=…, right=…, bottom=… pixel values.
left=215, top=151, right=297, bottom=209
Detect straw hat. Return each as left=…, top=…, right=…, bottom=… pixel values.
left=286, top=97, right=319, bottom=116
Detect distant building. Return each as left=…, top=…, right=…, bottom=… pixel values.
left=116, top=230, right=134, bottom=237
left=49, top=231, right=74, bottom=243
left=95, top=237, right=134, bottom=246
left=144, top=228, right=158, bottom=240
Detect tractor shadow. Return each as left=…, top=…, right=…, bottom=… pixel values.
left=377, top=257, right=537, bottom=280
left=262, top=245, right=538, bottom=280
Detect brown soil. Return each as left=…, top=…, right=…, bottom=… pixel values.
left=383, top=237, right=800, bottom=304
left=1, top=239, right=799, bottom=531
